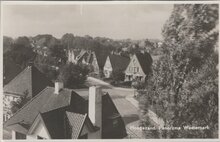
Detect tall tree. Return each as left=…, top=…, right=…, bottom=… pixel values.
left=139, top=4, right=218, bottom=138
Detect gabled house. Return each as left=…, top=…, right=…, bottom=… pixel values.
left=3, top=65, right=53, bottom=121
left=67, top=49, right=89, bottom=64
left=103, top=54, right=130, bottom=78
left=67, top=49, right=81, bottom=64
left=124, top=52, right=152, bottom=82
left=86, top=51, right=108, bottom=76
left=4, top=84, right=127, bottom=139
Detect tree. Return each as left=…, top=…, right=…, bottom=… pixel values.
left=139, top=4, right=218, bottom=138
left=112, top=69, right=125, bottom=83
left=48, top=44, right=67, bottom=65
left=5, top=42, right=36, bottom=69
left=10, top=90, right=30, bottom=114
left=61, top=33, right=74, bottom=49
left=3, top=36, right=14, bottom=53
left=58, top=63, right=89, bottom=89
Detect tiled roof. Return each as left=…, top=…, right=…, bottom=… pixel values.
left=94, top=51, right=109, bottom=70
left=3, top=65, right=53, bottom=98
left=135, top=52, right=153, bottom=75
left=4, top=87, right=127, bottom=139
left=4, top=87, right=73, bottom=134
left=108, top=55, right=130, bottom=71
left=65, top=112, right=86, bottom=139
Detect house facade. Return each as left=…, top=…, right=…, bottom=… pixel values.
left=103, top=56, right=112, bottom=78
left=67, top=49, right=82, bottom=64
left=4, top=83, right=127, bottom=139
left=124, top=52, right=152, bottom=82
left=103, top=54, right=130, bottom=78
left=91, top=52, right=100, bottom=74
left=3, top=65, right=53, bottom=122
left=86, top=51, right=108, bottom=76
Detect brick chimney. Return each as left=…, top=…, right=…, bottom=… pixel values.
left=54, top=82, right=64, bottom=94
left=88, top=86, right=102, bottom=139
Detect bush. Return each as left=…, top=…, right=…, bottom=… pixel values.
left=112, top=69, right=125, bottom=83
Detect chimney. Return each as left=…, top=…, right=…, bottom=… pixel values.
left=88, top=86, right=102, bottom=138
left=54, top=82, right=64, bottom=94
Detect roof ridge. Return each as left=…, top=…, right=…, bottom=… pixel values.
left=4, top=66, right=30, bottom=88
left=4, top=86, right=51, bottom=126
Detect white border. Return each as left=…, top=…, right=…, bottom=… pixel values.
left=0, top=1, right=219, bottom=141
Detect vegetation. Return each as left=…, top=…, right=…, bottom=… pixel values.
left=58, top=63, right=90, bottom=89
left=111, top=69, right=125, bottom=83
left=10, top=90, right=30, bottom=114
left=139, top=4, right=218, bottom=138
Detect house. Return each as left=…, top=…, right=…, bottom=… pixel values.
left=67, top=49, right=89, bottom=64
left=4, top=83, right=127, bottom=139
left=86, top=51, right=108, bottom=76
left=103, top=54, right=130, bottom=78
left=3, top=65, right=53, bottom=121
left=124, top=52, right=153, bottom=82
left=33, top=46, right=49, bottom=57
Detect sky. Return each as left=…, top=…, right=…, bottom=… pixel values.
left=2, top=4, right=173, bottom=40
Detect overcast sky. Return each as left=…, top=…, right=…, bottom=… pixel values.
left=2, top=4, right=173, bottom=40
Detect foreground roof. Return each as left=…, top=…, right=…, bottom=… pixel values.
left=4, top=65, right=53, bottom=98
left=4, top=87, right=126, bottom=139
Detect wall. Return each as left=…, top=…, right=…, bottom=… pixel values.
left=125, top=55, right=146, bottom=81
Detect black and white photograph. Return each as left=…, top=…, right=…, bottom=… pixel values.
left=1, top=1, right=219, bottom=140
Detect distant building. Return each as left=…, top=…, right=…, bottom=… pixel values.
left=33, top=46, right=48, bottom=57
left=3, top=65, right=53, bottom=121
left=67, top=49, right=82, bottom=64
left=4, top=84, right=127, bottom=139
left=67, top=49, right=90, bottom=64
left=86, top=51, right=108, bottom=76
left=124, top=52, right=152, bottom=82
left=103, top=54, right=130, bottom=78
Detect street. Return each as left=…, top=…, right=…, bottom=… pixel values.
left=86, top=77, right=142, bottom=138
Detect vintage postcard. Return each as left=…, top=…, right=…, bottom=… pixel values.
left=1, top=1, right=219, bottom=140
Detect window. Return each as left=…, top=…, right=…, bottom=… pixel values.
left=137, top=67, right=139, bottom=72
